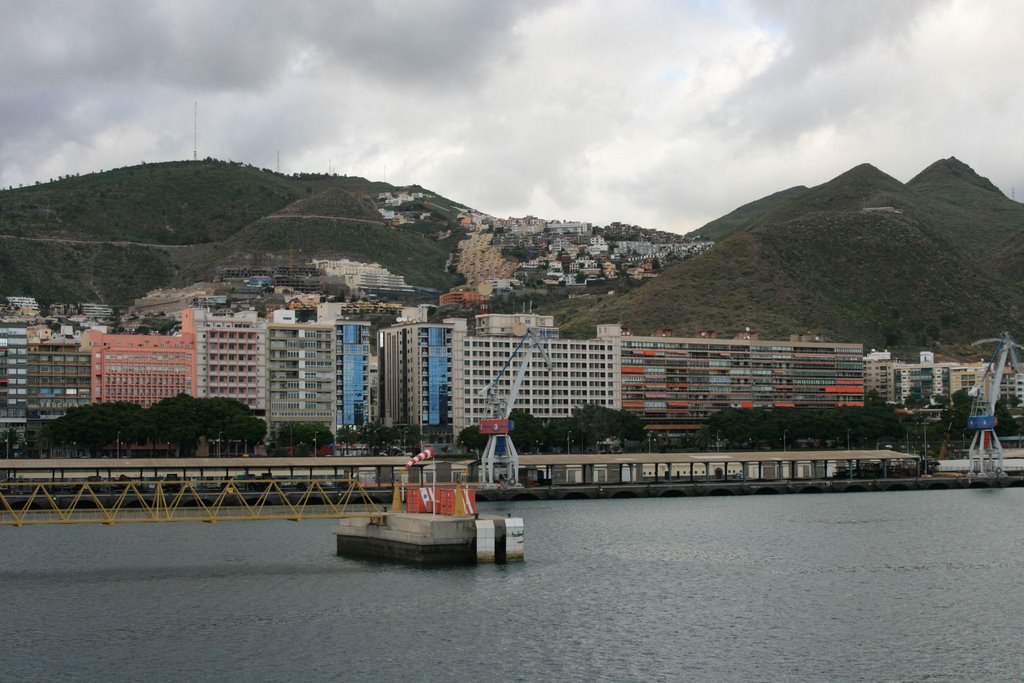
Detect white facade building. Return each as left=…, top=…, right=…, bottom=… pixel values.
left=547, top=221, right=592, bottom=236
left=5, top=297, right=39, bottom=313
left=266, top=312, right=335, bottom=431
left=313, top=258, right=411, bottom=292
left=450, top=321, right=619, bottom=435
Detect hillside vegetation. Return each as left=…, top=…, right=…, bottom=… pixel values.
left=0, top=160, right=300, bottom=244
left=182, top=216, right=462, bottom=291
left=0, top=160, right=466, bottom=304
left=552, top=158, right=1024, bottom=347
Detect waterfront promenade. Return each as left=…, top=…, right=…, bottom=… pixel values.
left=0, top=450, right=922, bottom=489
left=3, top=449, right=1003, bottom=508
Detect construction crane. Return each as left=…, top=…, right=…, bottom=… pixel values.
left=967, top=332, right=1022, bottom=476
left=477, top=326, right=552, bottom=487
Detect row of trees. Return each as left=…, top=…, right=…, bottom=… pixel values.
left=42, top=395, right=266, bottom=457
left=268, top=422, right=423, bottom=457
left=457, top=405, right=647, bottom=454
left=699, top=404, right=903, bottom=451
left=36, top=391, right=1024, bottom=460
left=699, top=390, right=1023, bottom=454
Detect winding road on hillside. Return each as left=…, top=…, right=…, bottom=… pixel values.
left=0, top=234, right=195, bottom=248
left=265, top=214, right=385, bottom=225
left=0, top=214, right=387, bottom=249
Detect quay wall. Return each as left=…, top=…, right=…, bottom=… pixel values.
left=472, top=476, right=1021, bottom=502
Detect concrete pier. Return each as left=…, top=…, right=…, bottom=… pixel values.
left=334, top=513, right=524, bottom=565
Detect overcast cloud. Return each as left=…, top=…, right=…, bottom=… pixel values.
left=1, top=0, right=1022, bottom=233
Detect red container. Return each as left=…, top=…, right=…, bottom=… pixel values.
left=403, top=485, right=475, bottom=515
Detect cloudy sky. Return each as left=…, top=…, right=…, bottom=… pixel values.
left=2, top=0, right=1022, bottom=233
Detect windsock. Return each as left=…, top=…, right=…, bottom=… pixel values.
left=405, top=447, right=435, bottom=469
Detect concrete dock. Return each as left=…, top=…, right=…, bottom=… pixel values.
left=334, top=512, right=524, bottom=565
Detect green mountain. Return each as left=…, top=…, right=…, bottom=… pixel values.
left=0, top=160, right=466, bottom=305
left=552, top=158, right=1024, bottom=347
left=693, top=185, right=807, bottom=241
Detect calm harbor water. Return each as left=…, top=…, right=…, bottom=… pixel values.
left=5, top=489, right=1024, bottom=682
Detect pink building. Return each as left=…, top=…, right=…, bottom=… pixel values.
left=82, top=329, right=197, bottom=408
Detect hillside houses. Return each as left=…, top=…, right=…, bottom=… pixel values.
left=375, top=189, right=437, bottom=225
left=483, top=214, right=712, bottom=286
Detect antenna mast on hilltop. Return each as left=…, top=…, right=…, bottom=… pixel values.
left=193, top=100, right=198, bottom=161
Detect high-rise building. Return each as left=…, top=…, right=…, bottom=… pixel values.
left=25, top=339, right=91, bottom=454
left=182, top=308, right=267, bottom=417
left=379, top=319, right=465, bottom=446
left=81, top=329, right=197, bottom=408
left=266, top=310, right=334, bottom=434
left=331, top=320, right=371, bottom=429
left=0, top=323, right=28, bottom=455
left=451, top=315, right=618, bottom=434
left=598, top=325, right=864, bottom=436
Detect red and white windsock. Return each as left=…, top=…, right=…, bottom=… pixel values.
left=405, top=447, right=435, bottom=469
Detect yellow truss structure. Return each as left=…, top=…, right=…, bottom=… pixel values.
left=0, top=478, right=384, bottom=527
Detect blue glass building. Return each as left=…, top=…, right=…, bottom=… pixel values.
left=334, top=322, right=371, bottom=429
left=379, top=320, right=461, bottom=447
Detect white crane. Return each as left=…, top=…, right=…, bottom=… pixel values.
left=477, top=326, right=552, bottom=487
left=967, top=332, right=1022, bottom=476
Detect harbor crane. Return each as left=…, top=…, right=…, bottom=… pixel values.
left=477, top=325, right=552, bottom=487
left=967, top=332, right=1022, bottom=476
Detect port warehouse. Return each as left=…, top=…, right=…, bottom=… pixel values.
left=0, top=452, right=927, bottom=487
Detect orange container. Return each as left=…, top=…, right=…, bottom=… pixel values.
left=404, top=485, right=475, bottom=515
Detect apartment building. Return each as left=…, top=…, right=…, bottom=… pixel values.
left=182, top=308, right=267, bottom=417
left=597, top=325, right=864, bottom=435
left=863, top=350, right=898, bottom=401
left=82, top=329, right=197, bottom=408
left=867, top=350, right=988, bottom=404
left=0, top=323, right=28, bottom=454
left=25, top=339, right=91, bottom=452
left=266, top=310, right=334, bottom=433
left=451, top=315, right=618, bottom=434
left=332, top=320, right=372, bottom=429
left=949, top=364, right=987, bottom=397
left=311, top=258, right=412, bottom=294
left=378, top=319, right=465, bottom=446
left=894, top=364, right=949, bottom=405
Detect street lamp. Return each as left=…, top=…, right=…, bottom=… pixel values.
left=566, top=431, right=571, bottom=455
left=783, top=429, right=788, bottom=452
left=846, top=429, right=851, bottom=451
left=314, top=433, right=318, bottom=457
left=217, top=430, right=223, bottom=458
left=647, top=432, right=652, bottom=454
left=716, top=430, right=721, bottom=454
left=116, top=430, right=121, bottom=459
